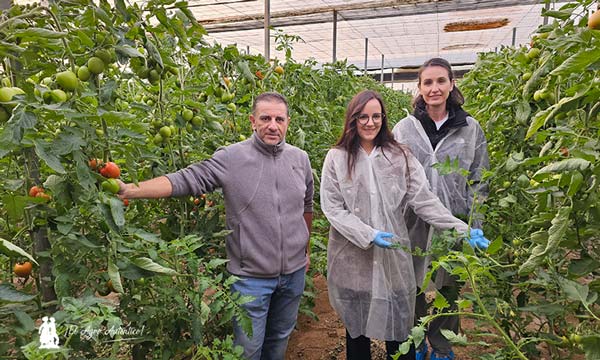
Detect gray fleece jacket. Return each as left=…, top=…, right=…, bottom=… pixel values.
left=166, top=133, right=314, bottom=277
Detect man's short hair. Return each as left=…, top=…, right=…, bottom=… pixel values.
left=252, top=92, right=289, bottom=116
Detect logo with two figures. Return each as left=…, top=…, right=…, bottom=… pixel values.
left=39, top=316, right=60, bottom=349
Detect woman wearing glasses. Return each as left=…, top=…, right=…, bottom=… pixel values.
left=320, top=90, right=488, bottom=360
left=392, top=58, right=489, bottom=360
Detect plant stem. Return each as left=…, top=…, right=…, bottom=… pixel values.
left=466, top=263, right=528, bottom=359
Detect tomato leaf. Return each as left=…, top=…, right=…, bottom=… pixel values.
left=0, top=40, right=26, bottom=55
left=131, top=257, right=178, bottom=275
left=98, top=203, right=120, bottom=233
left=33, top=140, right=66, bottom=174
left=109, top=196, right=125, bottom=227
left=551, top=47, right=600, bottom=76
left=14, top=310, right=35, bottom=331
left=441, top=329, right=468, bottom=345
left=515, top=100, right=531, bottom=125
left=559, top=277, right=597, bottom=307
left=72, top=30, right=94, bottom=47
left=0, top=237, right=38, bottom=265
left=534, top=158, right=591, bottom=175
left=0, top=284, right=36, bottom=303
left=114, top=0, right=130, bottom=21
left=94, top=7, right=112, bottom=26
left=567, top=171, right=584, bottom=196
left=237, top=61, right=256, bottom=86
left=99, top=80, right=118, bottom=106
left=0, top=107, right=37, bottom=146
left=1, top=194, right=26, bottom=220
left=541, top=9, right=572, bottom=20
left=145, top=40, right=164, bottom=69
left=108, top=260, right=124, bottom=293
left=519, top=206, right=571, bottom=275
left=11, top=28, right=67, bottom=39
left=410, top=326, right=426, bottom=348
left=580, top=334, right=600, bottom=360
left=115, top=45, right=144, bottom=58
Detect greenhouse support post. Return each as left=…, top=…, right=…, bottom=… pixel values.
left=332, top=10, right=337, bottom=63
left=264, top=0, right=270, bottom=61
left=380, top=54, right=384, bottom=84
left=364, top=38, right=368, bottom=75
left=512, top=27, right=516, bottom=46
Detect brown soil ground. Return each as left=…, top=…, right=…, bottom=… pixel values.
left=285, top=275, right=582, bottom=360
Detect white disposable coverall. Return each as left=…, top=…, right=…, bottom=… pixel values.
left=320, top=146, right=468, bottom=341
left=393, top=114, right=489, bottom=287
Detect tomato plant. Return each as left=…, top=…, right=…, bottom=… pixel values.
left=0, top=0, right=410, bottom=357
left=446, top=0, right=600, bottom=358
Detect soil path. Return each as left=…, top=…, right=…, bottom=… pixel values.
left=286, top=275, right=483, bottom=360
left=286, top=276, right=582, bottom=360
left=286, top=275, right=396, bottom=359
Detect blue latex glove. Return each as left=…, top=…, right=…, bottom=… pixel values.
left=373, top=231, right=394, bottom=249
left=467, top=228, right=490, bottom=250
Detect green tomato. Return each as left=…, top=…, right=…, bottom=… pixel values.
left=148, top=69, right=160, bottom=84
left=153, top=133, right=164, bottom=145
left=527, top=48, right=541, bottom=60
left=159, top=126, right=172, bottom=138
left=227, top=103, right=237, bottom=112
left=101, top=179, right=120, bottom=194
left=50, top=89, right=68, bottom=103
left=77, top=66, right=91, bottom=81
left=182, top=109, right=194, bottom=121
left=87, top=57, right=105, bottom=74
left=191, top=116, right=202, bottom=127
left=55, top=70, right=79, bottom=91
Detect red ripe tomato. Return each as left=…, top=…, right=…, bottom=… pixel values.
left=14, top=261, right=33, bottom=277
left=123, top=199, right=129, bottom=206
left=29, top=185, right=43, bottom=197
left=100, top=162, right=121, bottom=178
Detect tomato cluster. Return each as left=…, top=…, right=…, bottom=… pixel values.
left=28, top=185, right=51, bottom=201
left=89, top=160, right=122, bottom=194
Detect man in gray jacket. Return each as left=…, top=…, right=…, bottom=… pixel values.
left=118, top=92, right=314, bottom=359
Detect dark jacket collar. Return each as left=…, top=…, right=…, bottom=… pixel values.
left=251, top=132, right=286, bottom=156
left=414, top=102, right=469, bottom=131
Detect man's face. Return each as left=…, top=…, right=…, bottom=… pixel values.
left=250, top=100, right=290, bottom=145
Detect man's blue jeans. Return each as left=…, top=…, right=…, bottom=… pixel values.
left=231, top=267, right=305, bottom=360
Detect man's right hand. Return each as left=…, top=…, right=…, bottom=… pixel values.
left=114, top=176, right=173, bottom=200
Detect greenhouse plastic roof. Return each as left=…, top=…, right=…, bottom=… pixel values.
left=190, top=0, right=563, bottom=70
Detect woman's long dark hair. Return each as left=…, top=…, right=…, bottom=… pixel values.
left=412, top=57, right=465, bottom=109
left=335, top=90, right=409, bottom=179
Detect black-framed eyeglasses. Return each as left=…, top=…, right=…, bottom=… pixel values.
left=355, top=113, right=385, bottom=125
